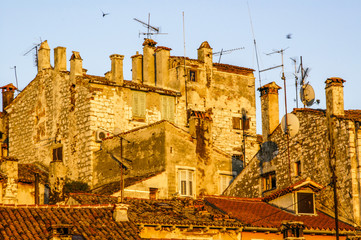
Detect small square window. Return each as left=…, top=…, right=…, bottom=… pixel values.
left=262, top=171, right=276, bottom=191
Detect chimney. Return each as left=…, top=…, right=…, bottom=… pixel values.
left=70, top=51, right=83, bottom=81
left=258, top=82, right=281, bottom=141
left=1, top=84, right=17, bottom=111
left=113, top=203, right=129, bottom=222
left=325, top=77, right=345, bottom=117
left=49, top=159, right=66, bottom=204
left=197, top=41, right=213, bottom=67
left=47, top=224, right=73, bottom=240
left=281, top=221, right=304, bottom=240
left=1, top=157, right=18, bottom=204
left=131, top=51, right=143, bottom=84
left=110, top=54, right=124, bottom=85
left=38, top=40, right=51, bottom=72
left=54, top=47, right=67, bottom=71
left=189, top=111, right=213, bottom=157
left=142, top=39, right=157, bottom=86
left=155, top=47, right=171, bottom=88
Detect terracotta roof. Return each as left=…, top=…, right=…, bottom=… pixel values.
left=0, top=204, right=141, bottom=239
left=190, top=110, right=212, bottom=120
left=205, top=196, right=355, bottom=231
left=213, top=63, right=254, bottom=74
left=66, top=194, right=241, bottom=228
left=68, top=192, right=118, bottom=205
left=18, top=163, right=48, bottom=184
left=91, top=170, right=165, bottom=195
left=262, top=178, right=324, bottom=202
left=293, top=108, right=361, bottom=121
left=0, top=83, right=17, bottom=92
left=198, top=41, right=212, bottom=49
left=344, top=110, right=361, bottom=120
left=155, top=46, right=172, bottom=51
left=293, top=108, right=326, bottom=115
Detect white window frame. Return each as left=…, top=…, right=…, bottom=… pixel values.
left=218, top=171, right=236, bottom=194
left=176, top=166, right=196, bottom=197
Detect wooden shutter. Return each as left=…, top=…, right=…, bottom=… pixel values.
left=162, top=96, right=175, bottom=122
left=133, top=91, right=139, bottom=117
left=133, top=91, right=146, bottom=118
left=139, top=92, right=146, bottom=117
left=297, top=192, right=314, bottom=214
left=232, top=117, right=241, bottom=129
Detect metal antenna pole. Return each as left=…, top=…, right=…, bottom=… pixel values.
left=120, top=137, right=124, bottom=203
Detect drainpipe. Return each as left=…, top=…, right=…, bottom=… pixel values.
left=355, top=121, right=361, bottom=225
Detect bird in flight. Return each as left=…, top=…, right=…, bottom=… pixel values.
left=286, top=33, right=292, bottom=39
left=101, top=10, right=109, bottom=17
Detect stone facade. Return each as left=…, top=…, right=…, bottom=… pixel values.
left=4, top=39, right=258, bottom=186
left=225, top=78, right=361, bottom=226
left=93, top=119, right=239, bottom=199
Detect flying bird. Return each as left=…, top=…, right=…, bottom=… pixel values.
left=101, top=10, right=109, bottom=17
left=286, top=33, right=292, bottom=39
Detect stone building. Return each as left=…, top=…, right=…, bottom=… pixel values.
left=90, top=115, right=241, bottom=199
left=3, top=39, right=258, bottom=187
left=225, top=77, right=361, bottom=226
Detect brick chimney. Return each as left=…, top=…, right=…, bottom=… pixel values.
left=49, top=159, right=66, bottom=204
left=47, top=224, right=74, bottom=240
left=189, top=111, right=213, bottom=157
left=54, top=46, right=67, bottom=71
left=113, top=203, right=129, bottom=222
left=110, top=54, right=124, bottom=85
left=38, top=40, right=51, bottom=72
left=131, top=52, right=143, bottom=84
left=281, top=221, right=304, bottom=240
left=1, top=84, right=17, bottom=111
left=325, top=77, right=345, bottom=117
left=258, top=82, right=281, bottom=141
left=0, top=157, right=18, bottom=204
left=155, top=46, right=171, bottom=88
left=197, top=41, right=213, bottom=67
left=142, top=39, right=157, bottom=86
left=70, top=51, right=83, bottom=81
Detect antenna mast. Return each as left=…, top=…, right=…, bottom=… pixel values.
left=213, top=47, right=245, bottom=63
left=291, top=58, right=298, bottom=108
left=134, top=14, right=167, bottom=39
left=24, top=42, right=41, bottom=68
left=183, top=12, right=188, bottom=112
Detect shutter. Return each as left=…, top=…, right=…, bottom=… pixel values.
left=180, top=170, right=187, bottom=195
left=133, top=91, right=139, bottom=117
left=188, top=171, right=193, bottom=196
left=168, top=97, right=175, bottom=122
left=232, top=117, right=240, bottom=129
left=242, top=118, right=251, bottom=130
left=297, top=193, right=314, bottom=214
left=139, top=92, right=146, bottom=117
left=162, top=96, right=167, bottom=120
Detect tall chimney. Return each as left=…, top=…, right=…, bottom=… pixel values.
left=54, top=46, right=67, bottom=71
left=1, top=84, right=17, bottom=111
left=113, top=203, right=129, bottom=222
left=197, top=41, right=213, bottom=67
left=132, top=52, right=143, bottom=84
left=38, top=40, right=51, bottom=72
left=258, top=82, right=281, bottom=141
left=110, top=54, right=124, bottom=85
left=325, top=77, right=345, bottom=117
left=70, top=51, right=83, bottom=80
left=49, top=159, right=67, bottom=204
left=142, top=39, right=157, bottom=86
left=1, top=157, right=18, bottom=204
left=155, top=47, right=171, bottom=88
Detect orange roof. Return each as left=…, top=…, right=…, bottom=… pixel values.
left=205, top=196, right=355, bottom=231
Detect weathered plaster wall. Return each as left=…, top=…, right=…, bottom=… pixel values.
left=17, top=183, right=46, bottom=204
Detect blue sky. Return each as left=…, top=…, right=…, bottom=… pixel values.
left=1, top=1, right=360, bottom=133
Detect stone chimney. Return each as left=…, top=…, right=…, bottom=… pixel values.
left=1, top=84, right=17, bottom=111
left=110, top=54, right=124, bottom=85
left=49, top=159, right=66, bottom=204
left=142, top=39, right=157, bottom=86
left=70, top=51, right=83, bottom=81
left=189, top=111, right=213, bottom=157
left=1, top=157, right=18, bottom=204
left=197, top=41, right=213, bottom=67
left=258, top=82, right=281, bottom=141
left=54, top=47, right=67, bottom=71
left=131, top=52, right=143, bottom=84
left=38, top=40, right=51, bottom=72
left=47, top=224, right=73, bottom=240
left=325, top=77, right=345, bottom=117
left=155, top=47, right=171, bottom=88
left=113, top=203, right=129, bottom=222
left=281, top=221, right=304, bottom=240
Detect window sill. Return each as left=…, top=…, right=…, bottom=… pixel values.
left=132, top=117, right=146, bottom=122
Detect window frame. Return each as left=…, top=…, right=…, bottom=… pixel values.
left=262, top=171, right=276, bottom=192
left=161, top=95, right=175, bottom=122
left=296, top=191, right=315, bottom=215
left=52, top=145, right=63, bottom=161
left=219, top=171, right=235, bottom=194
left=176, top=166, right=195, bottom=197
left=132, top=90, right=146, bottom=120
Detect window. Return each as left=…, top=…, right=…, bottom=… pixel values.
left=262, top=171, right=276, bottom=191
left=53, top=146, right=63, bottom=161
left=189, top=70, right=196, bottom=82
left=179, top=169, right=194, bottom=197
left=232, top=117, right=241, bottom=130
left=220, top=174, right=233, bottom=194
left=161, top=95, right=175, bottom=122
left=297, top=192, right=314, bottom=214
left=149, top=188, right=158, bottom=200
left=232, top=117, right=251, bottom=130
left=132, top=91, right=146, bottom=119
left=295, top=161, right=301, bottom=176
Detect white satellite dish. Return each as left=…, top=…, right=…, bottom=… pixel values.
left=114, top=127, right=122, bottom=135
left=281, top=113, right=300, bottom=138
left=300, top=83, right=315, bottom=107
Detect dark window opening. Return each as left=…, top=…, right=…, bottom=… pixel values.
left=297, top=192, right=314, bottom=214
left=295, top=161, right=301, bottom=176
left=262, top=171, right=276, bottom=191
left=53, top=146, right=63, bottom=161
left=189, top=70, right=196, bottom=82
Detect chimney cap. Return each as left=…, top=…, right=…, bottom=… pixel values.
left=142, top=39, right=157, bottom=47
left=258, top=81, right=281, bottom=91
left=0, top=83, right=17, bottom=92
left=155, top=46, right=172, bottom=52
left=110, top=54, right=124, bottom=60
left=198, top=41, right=212, bottom=50
left=70, top=51, right=82, bottom=61
left=39, top=40, right=50, bottom=50
left=325, top=77, right=345, bottom=86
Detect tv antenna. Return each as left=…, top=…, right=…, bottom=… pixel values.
left=296, top=57, right=318, bottom=107
left=134, top=13, right=167, bottom=39
left=10, top=66, right=20, bottom=92
left=23, top=39, right=42, bottom=68
left=213, top=47, right=245, bottom=63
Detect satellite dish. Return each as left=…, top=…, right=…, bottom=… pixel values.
left=281, top=113, right=300, bottom=138
left=114, top=127, right=122, bottom=135
left=300, top=83, right=315, bottom=107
